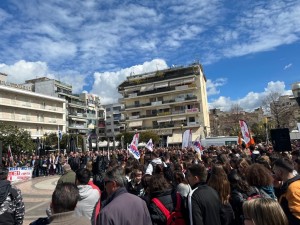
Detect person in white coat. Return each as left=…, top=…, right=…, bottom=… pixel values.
left=74, top=168, right=100, bottom=220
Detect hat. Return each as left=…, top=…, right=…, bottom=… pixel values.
left=63, top=164, right=72, bottom=171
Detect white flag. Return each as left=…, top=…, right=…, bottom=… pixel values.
left=128, top=133, right=140, bottom=159
left=182, top=129, right=192, bottom=149
left=146, top=139, right=154, bottom=152
left=298, top=123, right=300, bottom=132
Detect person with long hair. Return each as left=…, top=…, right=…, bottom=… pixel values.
left=208, top=164, right=234, bottom=225
left=243, top=198, right=288, bottom=225
left=245, top=163, right=276, bottom=199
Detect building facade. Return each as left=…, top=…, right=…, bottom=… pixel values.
left=104, top=103, right=125, bottom=139
left=118, top=63, right=210, bottom=146
left=0, top=74, right=66, bottom=139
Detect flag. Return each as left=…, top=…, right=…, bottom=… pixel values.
left=128, top=133, right=140, bottom=160
left=239, top=120, right=254, bottom=147
left=193, top=136, right=202, bottom=154
left=297, top=123, right=300, bottom=132
left=7, top=145, right=13, bottom=162
left=145, top=139, right=154, bottom=152
left=182, top=129, right=192, bottom=149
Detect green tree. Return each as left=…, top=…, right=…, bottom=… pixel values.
left=116, top=130, right=159, bottom=147
left=0, top=122, right=35, bottom=154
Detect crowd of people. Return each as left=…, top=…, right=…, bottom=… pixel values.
left=1, top=141, right=300, bottom=225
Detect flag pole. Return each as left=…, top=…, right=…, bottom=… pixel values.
left=58, top=125, right=60, bottom=153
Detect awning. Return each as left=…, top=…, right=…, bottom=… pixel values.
left=128, top=120, right=143, bottom=127
left=155, top=82, right=168, bottom=89
left=172, top=116, right=186, bottom=121
left=157, top=118, right=171, bottom=123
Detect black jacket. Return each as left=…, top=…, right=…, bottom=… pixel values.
left=188, top=183, right=222, bottom=225
left=148, top=189, right=185, bottom=225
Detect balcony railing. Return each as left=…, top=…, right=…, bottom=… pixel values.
left=123, top=82, right=198, bottom=99
left=125, top=96, right=198, bottom=110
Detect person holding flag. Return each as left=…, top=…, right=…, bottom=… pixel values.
left=128, top=133, right=140, bottom=160
left=193, top=136, right=203, bottom=154
left=145, top=139, right=154, bottom=152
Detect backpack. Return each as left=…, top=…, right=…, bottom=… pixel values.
left=152, top=192, right=186, bottom=225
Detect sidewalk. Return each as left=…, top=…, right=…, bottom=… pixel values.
left=14, top=175, right=60, bottom=225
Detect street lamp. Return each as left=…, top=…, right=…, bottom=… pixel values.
left=263, top=117, right=269, bottom=144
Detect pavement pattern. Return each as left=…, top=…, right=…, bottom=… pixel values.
left=14, top=175, right=60, bottom=225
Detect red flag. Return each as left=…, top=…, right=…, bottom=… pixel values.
left=7, top=145, right=13, bottom=161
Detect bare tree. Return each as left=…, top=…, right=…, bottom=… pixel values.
left=261, top=92, right=294, bottom=128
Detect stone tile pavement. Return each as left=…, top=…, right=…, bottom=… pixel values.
left=14, top=175, right=60, bottom=225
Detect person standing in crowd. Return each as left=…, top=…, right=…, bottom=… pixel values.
left=127, top=168, right=144, bottom=197
left=246, top=163, right=276, bottom=199
left=243, top=198, right=288, bottom=225
left=147, top=173, right=187, bottom=225
left=30, top=155, right=39, bottom=178
left=48, top=183, right=90, bottom=225
left=186, top=164, right=222, bottom=225
left=57, top=164, right=76, bottom=185
left=0, top=167, right=25, bottom=225
left=74, top=168, right=100, bottom=220
left=68, top=152, right=80, bottom=172
left=207, top=164, right=234, bottom=225
left=48, top=154, right=56, bottom=176
left=145, top=151, right=166, bottom=175
left=273, top=158, right=300, bottom=225
left=96, top=166, right=152, bottom=225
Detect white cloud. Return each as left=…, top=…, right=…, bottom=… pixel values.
left=0, top=60, right=49, bottom=83
left=0, top=60, right=87, bottom=93
left=206, top=78, right=227, bottom=96
left=209, top=81, right=291, bottom=111
left=91, top=59, right=168, bottom=104
left=284, top=63, right=292, bottom=70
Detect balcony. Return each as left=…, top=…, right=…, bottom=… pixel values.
left=126, top=108, right=199, bottom=121
left=124, top=84, right=196, bottom=99
left=125, top=96, right=198, bottom=111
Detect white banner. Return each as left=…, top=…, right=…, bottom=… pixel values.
left=182, top=129, right=192, bottom=149
left=7, top=167, right=33, bottom=183
left=298, top=123, right=300, bottom=132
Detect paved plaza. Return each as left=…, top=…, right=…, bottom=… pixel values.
left=14, top=175, right=60, bottom=225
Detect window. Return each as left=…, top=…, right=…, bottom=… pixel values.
left=106, top=108, right=111, bottom=112
left=134, top=101, right=140, bottom=106
left=132, top=111, right=140, bottom=116
left=113, top=106, right=121, bottom=111
left=189, top=117, right=195, bottom=122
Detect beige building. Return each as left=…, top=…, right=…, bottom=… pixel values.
left=118, top=63, right=210, bottom=146
left=0, top=74, right=66, bottom=139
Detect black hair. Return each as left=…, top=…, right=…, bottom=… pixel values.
left=52, top=183, right=79, bottom=213
left=187, top=164, right=207, bottom=183
left=273, top=158, right=294, bottom=173
left=75, top=168, right=91, bottom=185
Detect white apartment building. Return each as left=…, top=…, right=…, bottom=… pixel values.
left=118, top=63, right=210, bottom=146
left=24, top=77, right=87, bottom=135
left=0, top=74, right=66, bottom=139
left=104, top=103, right=125, bottom=139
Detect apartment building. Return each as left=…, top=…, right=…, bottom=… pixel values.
left=104, top=103, right=125, bottom=140
left=0, top=74, right=66, bottom=139
left=118, top=63, right=210, bottom=146
left=24, top=77, right=87, bottom=135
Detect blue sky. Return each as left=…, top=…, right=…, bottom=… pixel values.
left=0, top=0, right=299, bottom=111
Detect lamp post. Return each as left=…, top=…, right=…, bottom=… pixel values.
left=181, top=124, right=184, bottom=149
left=263, top=117, right=269, bottom=144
